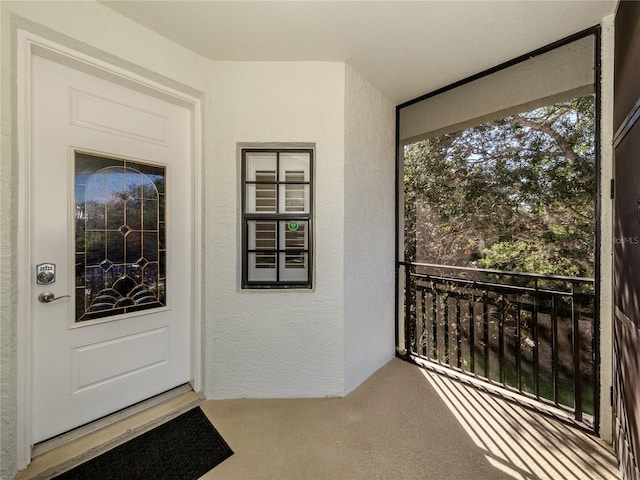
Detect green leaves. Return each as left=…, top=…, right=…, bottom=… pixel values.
left=404, top=95, right=595, bottom=277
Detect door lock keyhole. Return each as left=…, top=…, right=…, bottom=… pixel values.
left=37, top=271, right=54, bottom=284
left=36, top=263, right=56, bottom=285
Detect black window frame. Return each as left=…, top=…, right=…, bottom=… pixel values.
left=241, top=148, right=314, bottom=289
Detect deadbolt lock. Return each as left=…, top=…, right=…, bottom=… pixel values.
left=36, top=263, right=56, bottom=285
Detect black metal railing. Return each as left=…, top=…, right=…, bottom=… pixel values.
left=400, top=261, right=597, bottom=430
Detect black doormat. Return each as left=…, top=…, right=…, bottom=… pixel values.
left=53, top=407, right=233, bottom=480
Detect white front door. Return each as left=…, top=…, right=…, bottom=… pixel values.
left=30, top=53, right=194, bottom=443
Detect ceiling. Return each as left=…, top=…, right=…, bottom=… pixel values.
left=101, top=1, right=617, bottom=105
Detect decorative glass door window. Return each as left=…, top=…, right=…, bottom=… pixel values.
left=242, top=149, right=313, bottom=288
left=75, top=152, right=166, bottom=322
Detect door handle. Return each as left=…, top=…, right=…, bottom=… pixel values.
left=38, top=292, right=71, bottom=303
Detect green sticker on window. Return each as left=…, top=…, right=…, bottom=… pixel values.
left=288, top=221, right=299, bottom=231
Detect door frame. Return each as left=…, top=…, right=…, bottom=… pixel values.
left=16, top=30, right=203, bottom=468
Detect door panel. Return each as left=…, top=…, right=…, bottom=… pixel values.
left=614, top=121, right=640, bottom=321
left=613, top=2, right=640, bottom=478
left=614, top=1, right=640, bottom=133
left=614, top=120, right=640, bottom=480
left=31, top=54, right=193, bottom=443
left=70, top=327, right=169, bottom=394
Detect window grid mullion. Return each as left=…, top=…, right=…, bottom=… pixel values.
left=276, top=153, right=280, bottom=282
left=242, top=148, right=312, bottom=288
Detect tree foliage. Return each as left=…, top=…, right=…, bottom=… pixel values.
left=404, top=95, right=595, bottom=277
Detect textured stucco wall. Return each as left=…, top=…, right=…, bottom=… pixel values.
left=343, top=65, right=396, bottom=394
left=599, top=13, right=615, bottom=444
left=205, top=61, right=347, bottom=399
left=0, top=4, right=18, bottom=479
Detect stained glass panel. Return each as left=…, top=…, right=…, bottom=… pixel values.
left=75, top=152, right=166, bottom=322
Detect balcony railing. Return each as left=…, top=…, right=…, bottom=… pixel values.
left=400, top=261, right=598, bottom=431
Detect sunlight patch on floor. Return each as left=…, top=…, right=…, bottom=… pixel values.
left=420, top=369, right=620, bottom=480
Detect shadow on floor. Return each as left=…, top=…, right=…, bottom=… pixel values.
left=421, top=368, right=619, bottom=480
left=201, top=358, right=619, bottom=480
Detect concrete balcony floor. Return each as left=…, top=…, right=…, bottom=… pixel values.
left=202, top=358, right=619, bottom=480
left=19, top=358, right=619, bottom=479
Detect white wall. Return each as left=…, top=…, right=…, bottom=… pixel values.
left=599, top=13, right=615, bottom=444
left=203, top=62, right=397, bottom=400
left=205, top=61, right=348, bottom=398
left=0, top=6, right=17, bottom=478
left=344, top=65, right=396, bottom=393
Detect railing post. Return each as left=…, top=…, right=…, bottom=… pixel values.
left=443, top=291, right=449, bottom=365
left=572, top=282, right=583, bottom=423
left=534, top=279, right=540, bottom=399
left=404, top=264, right=413, bottom=356
left=468, top=296, right=475, bottom=374
left=552, top=296, right=559, bottom=405
left=498, top=295, right=506, bottom=385
left=516, top=295, right=522, bottom=392
left=416, top=286, right=424, bottom=357
left=456, top=296, right=462, bottom=369
left=431, top=285, right=438, bottom=361
left=483, top=291, right=489, bottom=379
